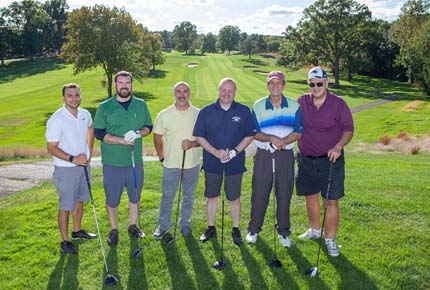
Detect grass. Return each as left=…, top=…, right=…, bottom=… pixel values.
left=0, top=152, right=429, bottom=290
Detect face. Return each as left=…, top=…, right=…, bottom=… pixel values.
left=308, top=78, right=328, bottom=99
left=115, top=75, right=133, bottom=98
left=63, top=87, right=81, bottom=110
left=174, top=84, right=191, bottom=106
left=267, top=78, right=285, bottom=97
left=218, top=81, right=236, bottom=106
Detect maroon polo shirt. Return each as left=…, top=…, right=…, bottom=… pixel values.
left=297, top=91, right=354, bottom=156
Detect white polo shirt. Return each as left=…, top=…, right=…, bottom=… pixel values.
left=46, top=105, right=92, bottom=167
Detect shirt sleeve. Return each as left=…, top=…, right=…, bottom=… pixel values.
left=93, top=105, right=106, bottom=130
left=244, top=107, right=256, bottom=137
left=251, top=109, right=261, bottom=133
left=142, top=102, right=153, bottom=128
left=293, top=107, right=304, bottom=133
left=338, top=100, right=354, bottom=132
left=152, top=112, right=164, bottom=135
left=46, top=116, right=62, bottom=142
left=193, top=109, right=206, bottom=137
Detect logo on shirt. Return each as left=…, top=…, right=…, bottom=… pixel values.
left=232, top=116, right=241, bottom=122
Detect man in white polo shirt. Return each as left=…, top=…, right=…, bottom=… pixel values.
left=46, top=83, right=96, bottom=255
left=152, top=81, right=200, bottom=239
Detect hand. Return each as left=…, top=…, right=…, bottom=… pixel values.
left=73, top=153, right=89, bottom=166
left=265, top=142, right=277, bottom=153
left=182, top=139, right=193, bottom=150
left=124, top=130, right=141, bottom=142
left=221, top=149, right=237, bottom=163
left=217, top=149, right=230, bottom=163
left=328, top=144, right=342, bottom=162
left=269, top=136, right=285, bottom=149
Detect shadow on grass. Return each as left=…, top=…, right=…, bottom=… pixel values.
left=148, top=69, right=167, bottom=79
left=255, top=239, right=301, bottom=290
left=327, top=252, right=379, bottom=290
left=102, top=246, right=122, bottom=290
left=161, top=233, right=196, bottom=290
left=0, top=57, right=66, bottom=84
left=47, top=246, right=80, bottom=290
left=184, top=233, right=221, bottom=290
left=128, top=238, right=148, bottom=289
left=287, top=243, right=331, bottom=290
left=242, top=58, right=267, bottom=66
left=239, top=245, right=269, bottom=290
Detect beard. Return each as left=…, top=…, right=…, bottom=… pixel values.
left=117, top=87, right=131, bottom=99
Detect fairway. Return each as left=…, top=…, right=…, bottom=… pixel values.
left=0, top=52, right=429, bottom=290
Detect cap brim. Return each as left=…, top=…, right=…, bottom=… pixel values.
left=267, top=77, right=283, bottom=83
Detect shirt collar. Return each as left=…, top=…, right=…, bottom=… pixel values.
left=215, top=99, right=236, bottom=111
left=265, top=95, right=288, bottom=110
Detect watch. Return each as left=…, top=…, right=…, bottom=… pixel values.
left=68, top=155, right=74, bottom=163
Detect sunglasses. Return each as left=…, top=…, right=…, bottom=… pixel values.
left=309, top=82, right=324, bottom=88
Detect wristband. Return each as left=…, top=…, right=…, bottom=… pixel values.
left=159, top=158, right=164, bottom=162
left=68, top=155, right=74, bottom=163
left=233, top=148, right=239, bottom=154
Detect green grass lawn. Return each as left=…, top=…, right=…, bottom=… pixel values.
left=0, top=152, right=429, bottom=290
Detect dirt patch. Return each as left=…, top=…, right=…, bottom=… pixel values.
left=187, top=63, right=198, bottom=68
left=401, top=100, right=424, bottom=111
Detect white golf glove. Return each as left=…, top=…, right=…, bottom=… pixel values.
left=220, top=149, right=237, bottom=163
left=265, top=142, right=277, bottom=153
left=124, top=130, right=141, bottom=142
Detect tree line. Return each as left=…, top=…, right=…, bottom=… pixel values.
left=1, top=0, right=429, bottom=97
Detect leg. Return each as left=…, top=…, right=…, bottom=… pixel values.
left=106, top=205, right=119, bottom=229
left=305, top=193, right=321, bottom=230
left=128, top=202, right=139, bottom=225
left=71, top=201, right=84, bottom=232
left=159, top=168, right=180, bottom=230
left=324, top=199, right=339, bottom=239
left=275, top=150, right=294, bottom=236
left=230, top=198, right=241, bottom=228
left=58, top=210, right=70, bottom=241
left=127, top=164, right=144, bottom=226
left=180, top=166, right=199, bottom=227
left=206, top=197, right=218, bottom=226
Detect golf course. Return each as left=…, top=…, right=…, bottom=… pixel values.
left=0, top=52, right=429, bottom=290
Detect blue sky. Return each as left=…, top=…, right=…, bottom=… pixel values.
left=2, top=0, right=406, bottom=35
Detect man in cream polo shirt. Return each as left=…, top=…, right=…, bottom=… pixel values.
left=152, top=81, right=200, bottom=238
left=46, top=83, right=96, bottom=255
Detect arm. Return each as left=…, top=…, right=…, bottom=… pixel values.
left=103, top=133, right=134, bottom=145
left=254, top=132, right=285, bottom=149
left=328, top=131, right=354, bottom=162
left=153, top=133, right=164, bottom=163
left=196, top=136, right=228, bottom=161
left=47, top=142, right=89, bottom=166
left=87, top=125, right=94, bottom=159
left=139, top=126, right=151, bottom=138
left=182, top=139, right=200, bottom=150
left=234, top=136, right=254, bottom=153
left=282, top=132, right=302, bottom=146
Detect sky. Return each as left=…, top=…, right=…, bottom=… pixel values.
left=1, top=0, right=406, bottom=35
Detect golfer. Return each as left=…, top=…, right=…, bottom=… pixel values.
left=296, top=67, right=354, bottom=257
left=246, top=71, right=303, bottom=248
left=152, top=81, right=200, bottom=239
left=94, top=71, right=153, bottom=246
left=193, top=78, right=254, bottom=246
left=46, top=83, right=96, bottom=255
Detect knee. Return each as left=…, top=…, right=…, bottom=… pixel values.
left=230, top=197, right=241, bottom=205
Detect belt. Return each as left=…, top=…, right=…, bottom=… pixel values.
left=303, top=154, right=327, bottom=159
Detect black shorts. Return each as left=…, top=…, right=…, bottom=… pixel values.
left=204, top=172, right=243, bottom=201
left=295, top=153, right=345, bottom=200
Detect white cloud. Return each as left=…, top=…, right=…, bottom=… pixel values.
left=358, top=0, right=404, bottom=21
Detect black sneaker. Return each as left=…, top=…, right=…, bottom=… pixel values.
left=128, top=224, right=145, bottom=238
left=60, top=240, right=78, bottom=255
left=231, top=228, right=243, bottom=246
left=107, top=229, right=119, bottom=246
left=71, top=230, right=97, bottom=240
left=199, top=227, right=216, bottom=242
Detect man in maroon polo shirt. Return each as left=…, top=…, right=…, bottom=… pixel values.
left=295, top=67, right=354, bottom=257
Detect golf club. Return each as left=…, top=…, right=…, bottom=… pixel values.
left=305, top=162, right=334, bottom=278
left=83, top=166, right=118, bottom=286
left=213, top=163, right=226, bottom=270
left=269, top=155, right=282, bottom=268
left=131, top=147, right=144, bottom=257
left=166, top=150, right=187, bottom=244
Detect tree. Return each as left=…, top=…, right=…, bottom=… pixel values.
left=143, top=33, right=165, bottom=71
left=173, top=21, right=197, bottom=55
left=61, top=5, right=152, bottom=98
left=390, top=0, right=430, bottom=97
left=8, top=0, right=49, bottom=60
left=280, top=0, right=372, bottom=86
left=43, top=0, right=68, bottom=54
left=201, top=32, right=217, bottom=54
left=253, top=34, right=267, bottom=53
left=218, top=25, right=240, bottom=54
left=241, top=36, right=257, bottom=59
left=159, top=30, right=175, bottom=51
left=0, top=8, right=19, bottom=66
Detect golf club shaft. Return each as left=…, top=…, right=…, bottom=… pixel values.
left=83, top=166, right=110, bottom=274
left=172, top=150, right=186, bottom=239
left=220, top=163, right=226, bottom=262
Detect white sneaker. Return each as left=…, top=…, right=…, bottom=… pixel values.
left=299, top=228, right=322, bottom=239
left=325, top=238, right=340, bottom=257
left=246, top=232, right=258, bottom=244
left=278, top=234, right=291, bottom=248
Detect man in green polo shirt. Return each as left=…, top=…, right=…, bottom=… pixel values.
left=94, top=71, right=153, bottom=246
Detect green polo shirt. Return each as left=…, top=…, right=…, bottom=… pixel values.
left=94, top=95, right=152, bottom=166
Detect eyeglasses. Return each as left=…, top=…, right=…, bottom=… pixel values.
left=309, top=82, right=324, bottom=88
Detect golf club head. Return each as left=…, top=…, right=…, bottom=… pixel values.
left=165, top=236, right=175, bottom=244
left=131, top=247, right=143, bottom=257
left=305, top=267, right=318, bottom=278
left=104, top=273, right=119, bottom=286
left=269, top=258, right=282, bottom=268
left=213, top=260, right=225, bottom=270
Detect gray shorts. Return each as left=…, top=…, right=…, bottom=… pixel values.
left=295, top=153, right=345, bottom=200
left=53, top=166, right=90, bottom=211
left=204, top=172, right=243, bottom=201
left=103, top=164, right=144, bottom=208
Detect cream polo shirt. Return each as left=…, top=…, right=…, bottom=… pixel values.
left=153, top=103, right=200, bottom=169
left=46, top=105, right=92, bottom=167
